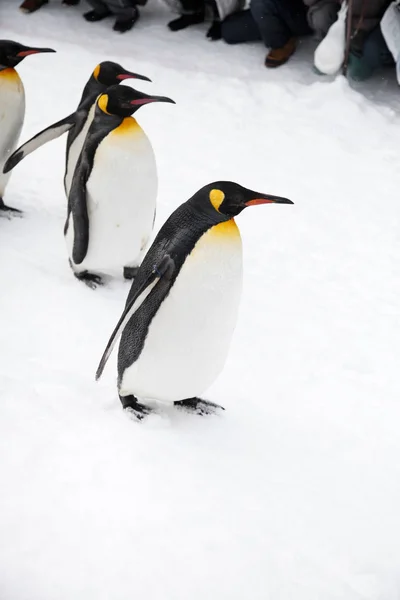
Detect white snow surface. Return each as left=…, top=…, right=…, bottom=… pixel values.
left=1, top=2, right=400, bottom=599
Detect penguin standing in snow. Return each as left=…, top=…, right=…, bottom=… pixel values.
left=4, top=61, right=151, bottom=197
left=96, top=181, right=293, bottom=420
left=65, top=84, right=175, bottom=287
left=0, top=40, right=55, bottom=215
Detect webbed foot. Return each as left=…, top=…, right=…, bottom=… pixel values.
left=123, top=266, right=139, bottom=280
left=74, top=270, right=103, bottom=289
left=0, top=197, right=22, bottom=218
left=174, top=397, right=225, bottom=416
left=120, top=394, right=152, bottom=421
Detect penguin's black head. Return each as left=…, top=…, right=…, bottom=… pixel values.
left=93, top=61, right=151, bottom=86
left=97, top=84, right=175, bottom=118
left=192, top=181, right=294, bottom=220
left=0, top=40, right=55, bottom=69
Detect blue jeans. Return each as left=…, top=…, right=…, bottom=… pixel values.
left=221, top=0, right=311, bottom=48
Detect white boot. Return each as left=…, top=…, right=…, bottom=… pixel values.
left=380, top=0, right=400, bottom=85
left=314, top=1, right=348, bottom=76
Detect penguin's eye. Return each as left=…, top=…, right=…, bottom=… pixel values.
left=209, top=189, right=225, bottom=212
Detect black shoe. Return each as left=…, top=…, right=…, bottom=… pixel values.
left=84, top=9, right=110, bottom=22
left=206, top=20, right=221, bottom=40
left=168, top=13, right=204, bottom=31
left=113, top=9, right=139, bottom=32
left=19, top=0, right=48, bottom=12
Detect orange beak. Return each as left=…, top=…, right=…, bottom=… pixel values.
left=245, top=195, right=293, bottom=206
left=117, top=72, right=151, bottom=82
left=17, top=47, right=56, bottom=57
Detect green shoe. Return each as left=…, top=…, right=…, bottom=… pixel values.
left=347, top=52, right=374, bottom=81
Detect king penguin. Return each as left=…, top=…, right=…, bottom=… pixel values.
left=0, top=40, right=55, bottom=215
left=95, top=181, right=294, bottom=420
left=65, top=84, right=175, bottom=287
left=3, top=61, right=151, bottom=198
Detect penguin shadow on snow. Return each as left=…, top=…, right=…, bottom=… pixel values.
left=0, top=208, right=23, bottom=221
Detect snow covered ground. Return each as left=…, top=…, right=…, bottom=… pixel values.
left=1, top=1, right=400, bottom=598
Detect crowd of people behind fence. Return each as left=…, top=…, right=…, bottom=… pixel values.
left=19, top=0, right=398, bottom=82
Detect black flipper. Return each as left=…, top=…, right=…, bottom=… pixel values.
left=67, top=108, right=121, bottom=266
left=95, top=255, right=175, bottom=380
left=3, top=113, right=75, bottom=174
left=69, top=157, right=91, bottom=265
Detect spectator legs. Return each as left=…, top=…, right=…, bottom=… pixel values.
left=348, top=27, right=394, bottom=81
left=85, top=0, right=139, bottom=31
left=168, top=0, right=205, bottom=31
left=249, top=0, right=310, bottom=49
left=221, top=0, right=310, bottom=65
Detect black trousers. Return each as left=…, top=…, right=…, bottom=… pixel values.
left=86, top=0, right=138, bottom=17
left=222, top=0, right=310, bottom=48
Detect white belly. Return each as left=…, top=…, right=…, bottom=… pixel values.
left=120, top=220, right=243, bottom=403
left=64, top=103, right=96, bottom=197
left=66, top=124, right=157, bottom=277
left=0, top=70, right=25, bottom=197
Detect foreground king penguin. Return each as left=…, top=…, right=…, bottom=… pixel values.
left=65, top=84, right=175, bottom=286
left=96, top=181, right=293, bottom=419
left=4, top=61, right=151, bottom=197
left=0, top=40, right=55, bottom=214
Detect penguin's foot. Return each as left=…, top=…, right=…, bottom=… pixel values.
left=120, top=394, right=152, bottom=421
left=174, top=397, right=225, bottom=416
left=84, top=9, right=110, bottom=21
left=168, top=13, right=204, bottom=31
left=206, top=20, right=222, bottom=40
left=0, top=198, right=22, bottom=218
left=74, top=270, right=103, bottom=289
left=113, top=8, right=139, bottom=32
left=123, top=266, right=139, bottom=280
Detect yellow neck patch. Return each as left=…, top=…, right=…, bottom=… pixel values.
left=190, top=218, right=241, bottom=259
left=93, top=64, right=101, bottom=81
left=0, top=67, right=19, bottom=82
left=210, top=218, right=240, bottom=239
left=112, top=117, right=142, bottom=136
left=98, top=94, right=111, bottom=115
left=209, top=188, right=225, bottom=212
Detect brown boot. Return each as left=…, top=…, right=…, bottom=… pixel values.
left=19, top=0, right=48, bottom=12
left=265, top=37, right=296, bottom=68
